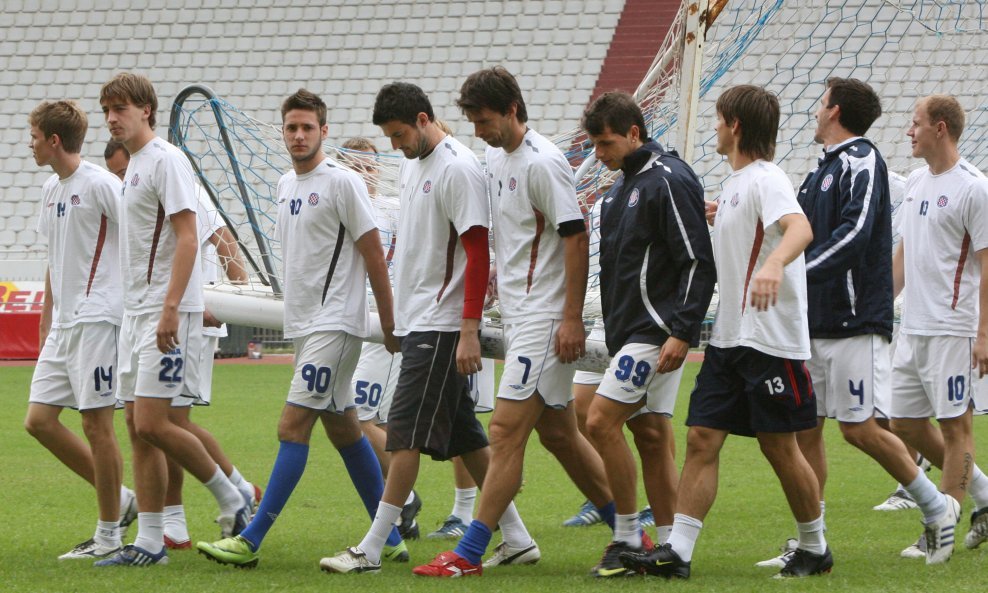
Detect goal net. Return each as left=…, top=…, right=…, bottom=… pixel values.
left=170, top=0, right=987, bottom=366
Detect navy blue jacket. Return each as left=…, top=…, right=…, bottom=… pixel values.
left=599, top=141, right=715, bottom=355
left=798, top=137, right=893, bottom=340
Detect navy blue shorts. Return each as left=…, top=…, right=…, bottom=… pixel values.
left=686, top=345, right=816, bottom=437
left=386, top=331, right=489, bottom=461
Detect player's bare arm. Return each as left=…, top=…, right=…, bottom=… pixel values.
left=750, top=212, right=812, bottom=312
left=38, top=268, right=53, bottom=346
left=892, top=240, right=905, bottom=297
left=355, top=227, right=399, bottom=354
left=974, top=248, right=988, bottom=378
left=158, top=208, right=198, bottom=353
left=555, top=230, right=588, bottom=363
left=209, top=226, right=248, bottom=284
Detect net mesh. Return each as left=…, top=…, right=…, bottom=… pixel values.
left=170, top=0, right=987, bottom=329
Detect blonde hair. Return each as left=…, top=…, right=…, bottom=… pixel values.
left=921, top=95, right=965, bottom=143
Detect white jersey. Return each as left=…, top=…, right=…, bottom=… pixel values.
left=277, top=160, right=378, bottom=340
left=487, top=129, right=583, bottom=323
left=120, top=137, right=204, bottom=314
left=709, top=160, right=810, bottom=359
left=393, top=135, right=489, bottom=335
left=196, top=187, right=228, bottom=338
left=36, top=160, right=123, bottom=329
left=899, top=159, right=988, bottom=337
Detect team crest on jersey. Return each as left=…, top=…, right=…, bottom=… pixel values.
left=129, top=173, right=140, bottom=187
left=821, top=174, right=834, bottom=191
left=730, top=193, right=740, bottom=207
left=308, top=193, right=319, bottom=206
left=628, top=188, right=640, bottom=207
left=70, top=194, right=80, bottom=206
left=423, top=180, right=432, bottom=194
left=937, top=195, right=949, bottom=208
left=508, top=177, right=517, bottom=191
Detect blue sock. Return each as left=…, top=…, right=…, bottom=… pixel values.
left=239, top=441, right=308, bottom=551
left=339, top=436, right=402, bottom=546
left=597, top=501, right=616, bottom=531
left=454, top=520, right=493, bottom=565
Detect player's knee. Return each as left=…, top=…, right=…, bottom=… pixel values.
left=488, top=417, right=527, bottom=451
left=838, top=420, right=871, bottom=448
left=23, top=414, right=54, bottom=439
left=80, top=415, right=115, bottom=444
left=684, top=427, right=720, bottom=459
left=536, top=424, right=569, bottom=453
left=584, top=413, right=618, bottom=447
left=938, top=416, right=973, bottom=441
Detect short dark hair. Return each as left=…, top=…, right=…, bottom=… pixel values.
left=581, top=92, right=646, bottom=137
left=715, top=85, right=780, bottom=161
left=104, top=139, right=127, bottom=159
left=456, top=66, right=528, bottom=123
left=281, top=88, right=327, bottom=126
left=825, top=77, right=882, bottom=136
left=922, top=94, right=965, bottom=142
left=100, top=72, right=158, bottom=129
left=28, top=100, right=88, bottom=154
left=372, top=82, right=434, bottom=126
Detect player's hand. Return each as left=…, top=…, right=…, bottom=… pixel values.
left=705, top=200, right=719, bottom=225
left=485, top=266, right=499, bottom=309
left=973, top=335, right=988, bottom=378
left=456, top=330, right=482, bottom=375
left=156, top=308, right=180, bottom=353
left=203, top=308, right=222, bottom=328
left=555, top=317, right=586, bottom=363
left=382, top=328, right=400, bottom=355
left=750, top=259, right=784, bottom=311
left=656, top=336, right=689, bottom=373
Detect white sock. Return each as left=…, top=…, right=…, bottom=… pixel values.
left=95, top=520, right=120, bottom=548
left=133, top=512, right=164, bottom=554
left=358, top=501, right=401, bottom=564
left=968, top=465, right=988, bottom=509
left=163, top=505, right=189, bottom=542
left=819, top=500, right=826, bottom=532
left=903, top=468, right=946, bottom=523
left=656, top=524, right=673, bottom=544
left=614, top=512, right=641, bottom=548
left=796, top=515, right=827, bottom=555
left=204, top=465, right=243, bottom=515
left=452, top=487, right=477, bottom=523
left=229, top=466, right=256, bottom=505
left=497, top=501, right=534, bottom=549
left=666, top=513, right=703, bottom=561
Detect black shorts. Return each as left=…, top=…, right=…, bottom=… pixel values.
left=686, top=345, right=816, bottom=437
left=386, top=331, right=489, bottom=461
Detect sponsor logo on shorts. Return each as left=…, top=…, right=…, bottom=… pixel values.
left=821, top=174, right=834, bottom=191
left=621, top=386, right=636, bottom=392
left=70, top=194, right=80, bottom=206
left=99, top=391, right=114, bottom=398
left=628, top=188, right=640, bottom=207
left=308, top=192, right=319, bottom=206
left=423, top=180, right=432, bottom=194
left=416, top=343, right=434, bottom=350
left=937, top=195, right=949, bottom=208
left=508, top=384, right=525, bottom=390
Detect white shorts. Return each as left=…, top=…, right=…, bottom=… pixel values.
left=497, top=319, right=576, bottom=409
left=596, top=342, right=682, bottom=418
left=807, top=335, right=891, bottom=423
left=118, top=311, right=203, bottom=402
left=287, top=330, right=362, bottom=412
left=173, top=335, right=219, bottom=408
left=353, top=342, right=402, bottom=423
left=29, top=322, right=120, bottom=411
left=573, top=370, right=605, bottom=385
left=890, top=333, right=976, bottom=420
left=472, top=358, right=495, bottom=413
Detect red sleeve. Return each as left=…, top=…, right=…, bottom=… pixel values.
left=460, top=225, right=489, bottom=320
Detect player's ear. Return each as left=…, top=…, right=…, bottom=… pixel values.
left=321, top=124, right=329, bottom=140
left=416, top=112, right=430, bottom=129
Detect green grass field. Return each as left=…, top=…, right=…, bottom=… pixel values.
left=2, top=361, right=987, bottom=592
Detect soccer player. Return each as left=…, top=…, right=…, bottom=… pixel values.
left=757, top=78, right=952, bottom=567
left=24, top=100, right=136, bottom=560
left=414, top=66, right=614, bottom=576
left=579, top=91, right=715, bottom=577
left=321, top=82, right=516, bottom=575
left=889, top=94, right=988, bottom=562
left=621, top=85, right=828, bottom=579
left=196, top=89, right=403, bottom=569
left=94, top=72, right=250, bottom=567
